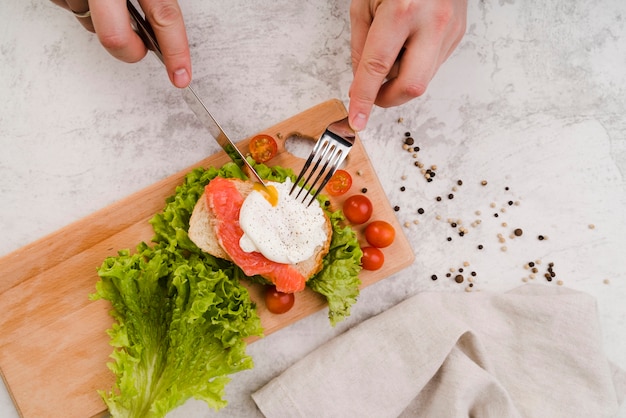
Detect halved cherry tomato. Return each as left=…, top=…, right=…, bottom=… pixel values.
left=249, top=134, right=278, bottom=163
left=343, top=194, right=373, bottom=224
left=325, top=169, right=352, bottom=196
left=364, top=220, right=395, bottom=248
left=361, top=246, right=384, bottom=270
left=264, top=285, right=295, bottom=314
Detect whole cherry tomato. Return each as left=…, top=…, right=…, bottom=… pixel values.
left=249, top=134, right=278, bottom=163
left=264, top=285, right=295, bottom=314
left=325, top=169, right=352, bottom=196
left=361, top=246, right=384, bottom=270
left=343, top=194, right=373, bottom=224
left=364, top=220, right=395, bottom=248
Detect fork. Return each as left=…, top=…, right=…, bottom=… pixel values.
left=290, top=116, right=356, bottom=206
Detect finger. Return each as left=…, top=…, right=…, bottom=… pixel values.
left=349, top=0, right=373, bottom=76
left=348, top=9, right=408, bottom=131
left=374, top=34, right=443, bottom=108
left=90, top=0, right=148, bottom=64
left=65, top=0, right=95, bottom=32
left=139, top=0, right=191, bottom=88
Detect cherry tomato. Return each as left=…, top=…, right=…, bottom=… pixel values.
left=364, top=220, right=396, bottom=248
left=361, top=246, right=384, bottom=270
left=343, top=194, right=373, bottom=224
left=249, top=134, right=278, bottom=163
left=264, top=286, right=295, bottom=314
left=325, top=169, right=352, bottom=196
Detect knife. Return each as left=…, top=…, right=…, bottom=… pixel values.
left=126, top=1, right=267, bottom=186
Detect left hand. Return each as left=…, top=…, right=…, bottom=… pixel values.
left=348, top=0, right=468, bottom=131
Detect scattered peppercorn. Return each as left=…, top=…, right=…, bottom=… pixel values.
left=414, top=146, right=420, bottom=152
left=478, top=244, right=484, bottom=250
left=394, top=206, right=400, bottom=212
left=436, top=196, right=442, bottom=201
left=417, top=208, right=425, bottom=214
left=404, top=137, right=415, bottom=146
left=455, top=275, right=464, bottom=283
left=361, top=187, right=368, bottom=193
left=481, top=180, right=488, bottom=186
left=538, top=235, right=545, bottom=240
left=447, top=237, right=452, bottom=242
left=431, top=274, right=438, bottom=281
left=457, top=180, right=463, bottom=186
left=508, top=201, right=514, bottom=206
left=448, top=194, right=454, bottom=199
left=400, top=186, right=406, bottom=191
left=514, top=228, right=523, bottom=236
left=404, top=131, right=411, bottom=137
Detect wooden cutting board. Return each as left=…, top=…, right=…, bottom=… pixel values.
left=0, top=99, right=415, bottom=417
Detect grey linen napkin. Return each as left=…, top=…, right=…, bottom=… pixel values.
left=252, top=284, right=626, bottom=418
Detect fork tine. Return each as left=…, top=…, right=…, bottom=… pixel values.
left=290, top=136, right=327, bottom=196
left=290, top=116, right=355, bottom=206
left=292, top=140, right=332, bottom=200
left=304, top=147, right=346, bottom=206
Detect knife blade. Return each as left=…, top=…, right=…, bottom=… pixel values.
left=126, top=1, right=267, bottom=186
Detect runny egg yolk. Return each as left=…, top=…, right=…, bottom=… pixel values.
left=253, top=183, right=279, bottom=207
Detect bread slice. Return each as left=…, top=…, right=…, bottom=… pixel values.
left=188, top=178, right=332, bottom=281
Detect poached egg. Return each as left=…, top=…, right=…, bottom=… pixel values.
left=238, top=178, right=328, bottom=264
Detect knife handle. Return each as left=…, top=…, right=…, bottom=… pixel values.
left=127, top=1, right=165, bottom=65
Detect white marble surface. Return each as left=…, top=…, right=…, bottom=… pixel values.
left=1, top=0, right=625, bottom=416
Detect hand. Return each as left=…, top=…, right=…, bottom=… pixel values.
left=50, top=0, right=191, bottom=88
left=348, top=0, right=467, bottom=131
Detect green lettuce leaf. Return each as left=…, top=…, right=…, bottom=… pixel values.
left=92, top=161, right=362, bottom=417
left=92, top=243, right=262, bottom=417
left=308, top=210, right=363, bottom=326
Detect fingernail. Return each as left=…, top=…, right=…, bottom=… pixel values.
left=351, top=112, right=367, bottom=132
left=173, top=68, right=190, bottom=88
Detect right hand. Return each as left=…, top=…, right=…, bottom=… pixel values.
left=50, top=0, right=192, bottom=88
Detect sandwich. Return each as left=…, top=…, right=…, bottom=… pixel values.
left=188, top=176, right=333, bottom=293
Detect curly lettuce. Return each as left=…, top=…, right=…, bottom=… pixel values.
left=308, top=210, right=363, bottom=325
left=92, top=161, right=361, bottom=417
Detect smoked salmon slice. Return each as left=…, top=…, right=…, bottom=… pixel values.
left=205, top=177, right=307, bottom=293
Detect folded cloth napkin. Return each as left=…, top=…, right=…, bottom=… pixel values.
left=252, top=284, right=626, bottom=418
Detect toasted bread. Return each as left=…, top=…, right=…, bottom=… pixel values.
left=188, top=178, right=332, bottom=281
